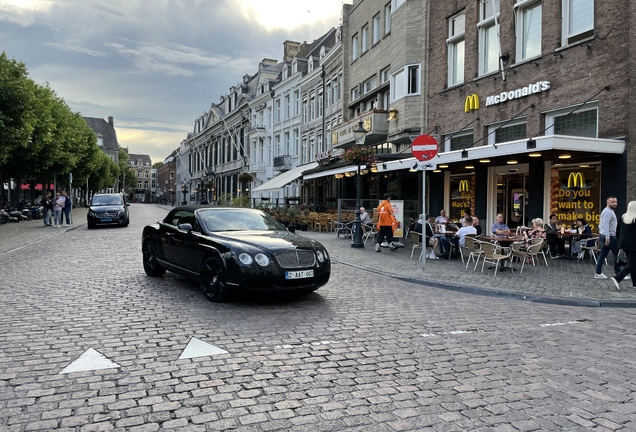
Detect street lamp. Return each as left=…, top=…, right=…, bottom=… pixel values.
left=351, top=120, right=367, bottom=248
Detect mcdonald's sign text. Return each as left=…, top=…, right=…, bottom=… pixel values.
left=464, top=94, right=480, bottom=112
left=458, top=179, right=470, bottom=192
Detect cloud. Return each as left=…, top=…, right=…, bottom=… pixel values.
left=44, top=41, right=106, bottom=57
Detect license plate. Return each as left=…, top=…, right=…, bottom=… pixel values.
left=285, top=270, right=314, bottom=279
left=100, top=218, right=112, bottom=222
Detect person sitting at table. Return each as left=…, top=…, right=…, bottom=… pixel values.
left=473, top=216, right=482, bottom=236
left=359, top=207, right=372, bottom=226
left=523, top=218, right=546, bottom=250
left=571, top=217, right=594, bottom=259
left=491, top=213, right=512, bottom=237
left=435, top=209, right=450, bottom=225
left=459, top=209, right=471, bottom=225
left=451, top=216, right=477, bottom=255
left=544, top=214, right=566, bottom=258
left=414, top=214, right=439, bottom=259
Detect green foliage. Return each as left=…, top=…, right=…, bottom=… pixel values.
left=0, top=51, right=117, bottom=194
left=118, top=148, right=137, bottom=190
left=231, top=195, right=251, bottom=208
left=342, top=146, right=377, bottom=166
left=152, top=161, right=163, bottom=169
left=218, top=193, right=232, bottom=206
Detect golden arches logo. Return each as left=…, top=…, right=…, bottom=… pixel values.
left=458, top=180, right=470, bottom=192
left=567, top=172, right=585, bottom=189
left=464, top=94, right=480, bottom=112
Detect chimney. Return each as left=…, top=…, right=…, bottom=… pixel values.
left=283, top=40, right=301, bottom=62
left=108, top=116, right=114, bottom=127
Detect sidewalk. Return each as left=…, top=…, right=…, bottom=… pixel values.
left=298, top=230, right=636, bottom=308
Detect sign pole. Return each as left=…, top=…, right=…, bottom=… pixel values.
left=422, top=168, right=426, bottom=270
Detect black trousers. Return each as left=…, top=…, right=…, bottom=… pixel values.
left=615, top=250, right=636, bottom=285
left=376, top=225, right=394, bottom=245
left=547, top=234, right=565, bottom=255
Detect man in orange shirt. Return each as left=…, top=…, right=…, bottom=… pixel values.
left=375, top=193, right=396, bottom=252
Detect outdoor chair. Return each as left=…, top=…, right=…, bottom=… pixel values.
left=464, top=236, right=484, bottom=271
left=362, top=224, right=377, bottom=245
left=530, top=238, right=549, bottom=266
left=580, top=237, right=606, bottom=265
left=480, top=242, right=511, bottom=276
left=409, top=231, right=423, bottom=260
left=316, top=214, right=330, bottom=232
left=509, top=241, right=531, bottom=273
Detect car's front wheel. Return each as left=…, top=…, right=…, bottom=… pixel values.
left=200, top=257, right=230, bottom=302
left=143, top=241, right=166, bottom=277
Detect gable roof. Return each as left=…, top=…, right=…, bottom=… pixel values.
left=128, top=153, right=153, bottom=168
left=83, top=117, right=119, bottom=151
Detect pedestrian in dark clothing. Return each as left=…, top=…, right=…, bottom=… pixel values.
left=42, top=192, right=53, bottom=226
left=62, top=190, right=72, bottom=226
left=611, top=201, right=636, bottom=290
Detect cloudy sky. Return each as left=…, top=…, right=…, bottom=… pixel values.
left=0, top=0, right=346, bottom=164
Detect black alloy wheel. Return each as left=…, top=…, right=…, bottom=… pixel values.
left=143, top=241, right=166, bottom=277
left=199, top=257, right=230, bottom=302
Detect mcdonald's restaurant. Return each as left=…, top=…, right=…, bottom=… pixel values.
left=380, top=74, right=629, bottom=232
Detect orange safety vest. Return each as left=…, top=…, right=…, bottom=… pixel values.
left=377, top=199, right=394, bottom=228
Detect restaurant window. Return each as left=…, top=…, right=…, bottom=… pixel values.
left=546, top=105, right=598, bottom=138
left=562, top=0, right=594, bottom=45
left=488, top=120, right=527, bottom=144
left=447, top=12, right=465, bottom=86
left=515, top=0, right=542, bottom=61
left=450, top=175, right=475, bottom=222
left=444, top=131, right=473, bottom=152
left=551, top=163, right=601, bottom=230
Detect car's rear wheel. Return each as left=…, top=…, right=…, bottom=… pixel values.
left=200, top=257, right=230, bottom=302
left=143, top=241, right=166, bottom=277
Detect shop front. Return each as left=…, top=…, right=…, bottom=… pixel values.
left=379, top=135, right=625, bottom=231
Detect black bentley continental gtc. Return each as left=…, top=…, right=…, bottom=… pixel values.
left=142, top=206, right=331, bottom=302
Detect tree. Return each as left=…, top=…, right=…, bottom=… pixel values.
left=118, top=148, right=138, bottom=190
left=152, top=161, right=163, bottom=169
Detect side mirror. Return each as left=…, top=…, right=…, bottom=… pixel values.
left=178, top=223, right=193, bottom=231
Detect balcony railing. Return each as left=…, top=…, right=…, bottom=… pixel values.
left=273, top=155, right=292, bottom=172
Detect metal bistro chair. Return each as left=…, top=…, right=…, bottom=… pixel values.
left=480, top=242, right=511, bottom=276
left=410, top=231, right=423, bottom=260
left=530, top=237, right=550, bottom=266
left=464, top=236, right=484, bottom=271
left=509, top=241, right=531, bottom=273
left=362, top=224, right=377, bottom=245
left=580, top=237, right=607, bottom=265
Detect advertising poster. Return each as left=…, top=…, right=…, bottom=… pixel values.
left=551, top=165, right=600, bottom=230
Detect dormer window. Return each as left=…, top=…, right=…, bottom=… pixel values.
left=282, top=66, right=288, bottom=80
left=308, top=60, right=314, bottom=72
left=96, top=134, right=104, bottom=147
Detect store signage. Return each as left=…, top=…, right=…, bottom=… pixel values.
left=458, top=179, right=470, bottom=193
left=567, top=172, right=585, bottom=189
left=464, top=94, right=480, bottom=112
left=485, top=81, right=551, bottom=107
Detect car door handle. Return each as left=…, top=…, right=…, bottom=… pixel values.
left=165, top=232, right=175, bottom=237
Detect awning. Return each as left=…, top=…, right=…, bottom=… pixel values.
left=378, top=135, right=626, bottom=172
left=303, top=164, right=368, bottom=180
left=252, top=162, right=319, bottom=193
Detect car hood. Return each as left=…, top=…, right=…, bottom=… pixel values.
left=211, top=230, right=321, bottom=251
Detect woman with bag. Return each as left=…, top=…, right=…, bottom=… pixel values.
left=611, top=200, right=636, bottom=290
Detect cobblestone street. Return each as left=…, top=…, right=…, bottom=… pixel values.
left=1, top=204, right=635, bottom=431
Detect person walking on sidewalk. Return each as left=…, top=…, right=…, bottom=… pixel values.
left=611, top=201, right=636, bottom=290
left=595, top=196, right=621, bottom=279
left=375, top=193, right=396, bottom=252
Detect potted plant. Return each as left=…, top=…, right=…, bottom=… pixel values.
left=342, top=146, right=377, bottom=166
left=238, top=173, right=254, bottom=183
left=287, top=206, right=301, bottom=229
left=301, top=208, right=310, bottom=231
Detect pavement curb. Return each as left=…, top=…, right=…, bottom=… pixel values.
left=333, top=258, right=636, bottom=308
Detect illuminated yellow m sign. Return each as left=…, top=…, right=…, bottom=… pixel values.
left=464, top=94, right=480, bottom=112
left=567, top=172, right=585, bottom=189
left=459, top=180, right=470, bottom=192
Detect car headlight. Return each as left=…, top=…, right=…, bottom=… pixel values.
left=323, top=249, right=329, bottom=260
left=255, top=253, right=270, bottom=267
left=238, top=253, right=253, bottom=265
left=316, top=250, right=325, bottom=263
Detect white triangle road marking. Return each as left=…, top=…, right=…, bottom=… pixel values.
left=179, top=337, right=228, bottom=360
left=60, top=348, right=120, bottom=374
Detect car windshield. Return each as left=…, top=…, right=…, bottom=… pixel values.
left=91, top=195, right=123, bottom=206
left=197, top=209, right=285, bottom=232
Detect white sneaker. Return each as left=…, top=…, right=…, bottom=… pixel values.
left=625, top=275, right=631, bottom=280
left=594, top=273, right=607, bottom=279
left=389, top=242, right=396, bottom=251
left=375, top=243, right=380, bottom=252
left=64, top=224, right=70, bottom=227
left=611, top=277, right=621, bottom=291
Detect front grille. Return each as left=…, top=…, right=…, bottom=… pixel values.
left=97, top=210, right=119, bottom=217
left=274, top=250, right=316, bottom=269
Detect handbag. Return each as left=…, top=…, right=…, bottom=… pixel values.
left=618, top=249, right=628, bottom=266
left=428, top=237, right=435, bottom=246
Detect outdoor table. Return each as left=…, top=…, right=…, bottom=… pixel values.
left=557, top=231, right=588, bottom=258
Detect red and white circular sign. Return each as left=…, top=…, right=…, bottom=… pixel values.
left=411, top=134, right=439, bottom=161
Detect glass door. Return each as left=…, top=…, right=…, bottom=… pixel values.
left=496, top=173, right=528, bottom=230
